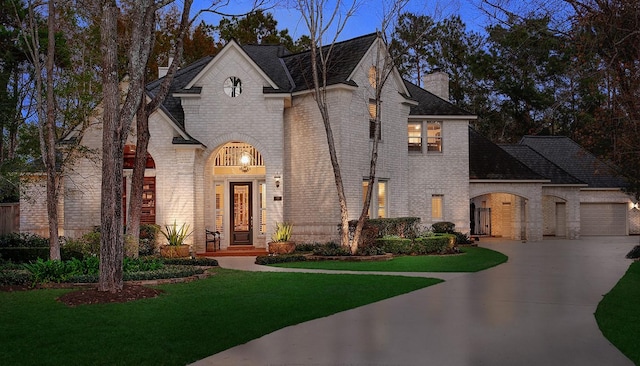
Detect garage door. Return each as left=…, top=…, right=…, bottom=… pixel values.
left=580, top=203, right=627, bottom=235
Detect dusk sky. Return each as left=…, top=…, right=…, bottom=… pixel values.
left=190, top=0, right=496, bottom=41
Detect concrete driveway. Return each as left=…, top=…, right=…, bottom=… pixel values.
left=191, top=237, right=637, bottom=366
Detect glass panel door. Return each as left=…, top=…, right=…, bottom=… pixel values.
left=230, top=182, right=252, bottom=245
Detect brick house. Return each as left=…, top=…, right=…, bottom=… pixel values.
left=20, top=32, right=635, bottom=250
left=20, top=33, right=474, bottom=252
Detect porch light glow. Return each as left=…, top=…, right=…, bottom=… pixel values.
left=240, top=152, right=251, bottom=172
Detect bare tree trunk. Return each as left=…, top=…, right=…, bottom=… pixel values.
left=99, top=0, right=157, bottom=291
left=98, top=0, right=123, bottom=292
left=126, top=0, right=193, bottom=257
left=125, top=103, right=149, bottom=258
left=45, top=0, right=60, bottom=260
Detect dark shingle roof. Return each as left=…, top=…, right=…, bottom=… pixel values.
left=146, top=56, right=213, bottom=129
left=145, top=33, right=477, bottom=141
left=519, top=136, right=627, bottom=188
left=282, top=33, right=378, bottom=92
left=403, top=80, right=472, bottom=116
left=469, top=127, right=546, bottom=181
left=500, top=144, right=585, bottom=185
left=242, top=44, right=293, bottom=91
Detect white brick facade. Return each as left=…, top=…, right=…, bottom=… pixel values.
left=20, top=35, right=634, bottom=247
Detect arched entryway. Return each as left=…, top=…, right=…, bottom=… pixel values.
left=470, top=193, right=529, bottom=240
left=205, top=142, right=267, bottom=249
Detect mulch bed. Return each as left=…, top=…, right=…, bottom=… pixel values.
left=57, top=284, right=164, bottom=307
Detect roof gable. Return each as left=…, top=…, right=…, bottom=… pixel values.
left=185, top=40, right=280, bottom=90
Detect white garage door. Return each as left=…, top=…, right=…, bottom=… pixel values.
left=580, top=203, right=627, bottom=236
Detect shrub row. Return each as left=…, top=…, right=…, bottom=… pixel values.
left=65, top=265, right=206, bottom=283
left=0, top=269, right=32, bottom=286
left=342, top=217, right=421, bottom=242
left=0, top=233, right=49, bottom=248
left=162, top=257, right=219, bottom=266
left=0, top=248, right=50, bottom=263
left=375, top=234, right=456, bottom=255
left=255, top=255, right=308, bottom=265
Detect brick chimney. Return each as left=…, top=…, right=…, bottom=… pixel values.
left=158, top=56, right=174, bottom=78
left=423, top=71, right=449, bottom=101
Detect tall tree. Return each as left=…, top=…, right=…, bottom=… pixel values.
left=295, top=0, right=358, bottom=252
left=566, top=0, right=640, bottom=198
left=216, top=10, right=303, bottom=51
left=97, top=0, right=157, bottom=292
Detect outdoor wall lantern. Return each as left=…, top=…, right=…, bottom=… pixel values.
left=239, top=151, right=251, bottom=172
left=274, top=173, right=281, bottom=188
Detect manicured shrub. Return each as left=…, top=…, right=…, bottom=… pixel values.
left=412, top=236, right=451, bottom=254
left=0, top=269, right=33, bottom=286
left=255, top=255, right=307, bottom=265
left=294, top=243, right=319, bottom=253
left=375, top=236, right=413, bottom=255
left=312, top=242, right=352, bottom=256
left=431, top=221, right=455, bottom=234
left=0, top=233, right=48, bottom=248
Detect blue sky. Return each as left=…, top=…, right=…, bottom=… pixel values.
left=190, top=0, right=494, bottom=41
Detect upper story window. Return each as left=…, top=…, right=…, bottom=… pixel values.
left=427, top=121, right=442, bottom=152
left=369, top=100, right=381, bottom=140
left=408, top=122, right=422, bottom=152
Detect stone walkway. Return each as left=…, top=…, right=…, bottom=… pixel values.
left=191, top=237, right=637, bottom=366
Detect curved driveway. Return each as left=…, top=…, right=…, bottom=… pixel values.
left=191, top=237, right=636, bottom=366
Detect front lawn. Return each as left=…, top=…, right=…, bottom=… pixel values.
left=270, top=246, right=507, bottom=272
left=0, top=268, right=440, bottom=366
left=595, top=261, right=640, bottom=365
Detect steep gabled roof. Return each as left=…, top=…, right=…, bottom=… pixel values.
left=242, top=44, right=293, bottom=91
left=145, top=33, right=476, bottom=140
left=500, top=144, right=585, bottom=185
left=469, top=127, right=546, bottom=181
left=403, top=80, right=472, bottom=116
left=282, top=33, right=378, bottom=92
left=146, top=55, right=213, bottom=130
left=519, top=136, right=627, bottom=188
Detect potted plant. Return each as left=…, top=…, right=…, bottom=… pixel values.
left=159, top=220, right=192, bottom=258
left=268, top=222, right=295, bottom=254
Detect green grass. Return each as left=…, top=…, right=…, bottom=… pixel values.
left=272, top=247, right=507, bottom=272
left=595, top=261, right=640, bottom=365
left=0, top=268, right=440, bottom=366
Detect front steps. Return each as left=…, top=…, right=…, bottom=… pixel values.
left=197, top=245, right=268, bottom=257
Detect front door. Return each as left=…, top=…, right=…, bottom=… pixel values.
left=230, top=182, right=252, bottom=245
